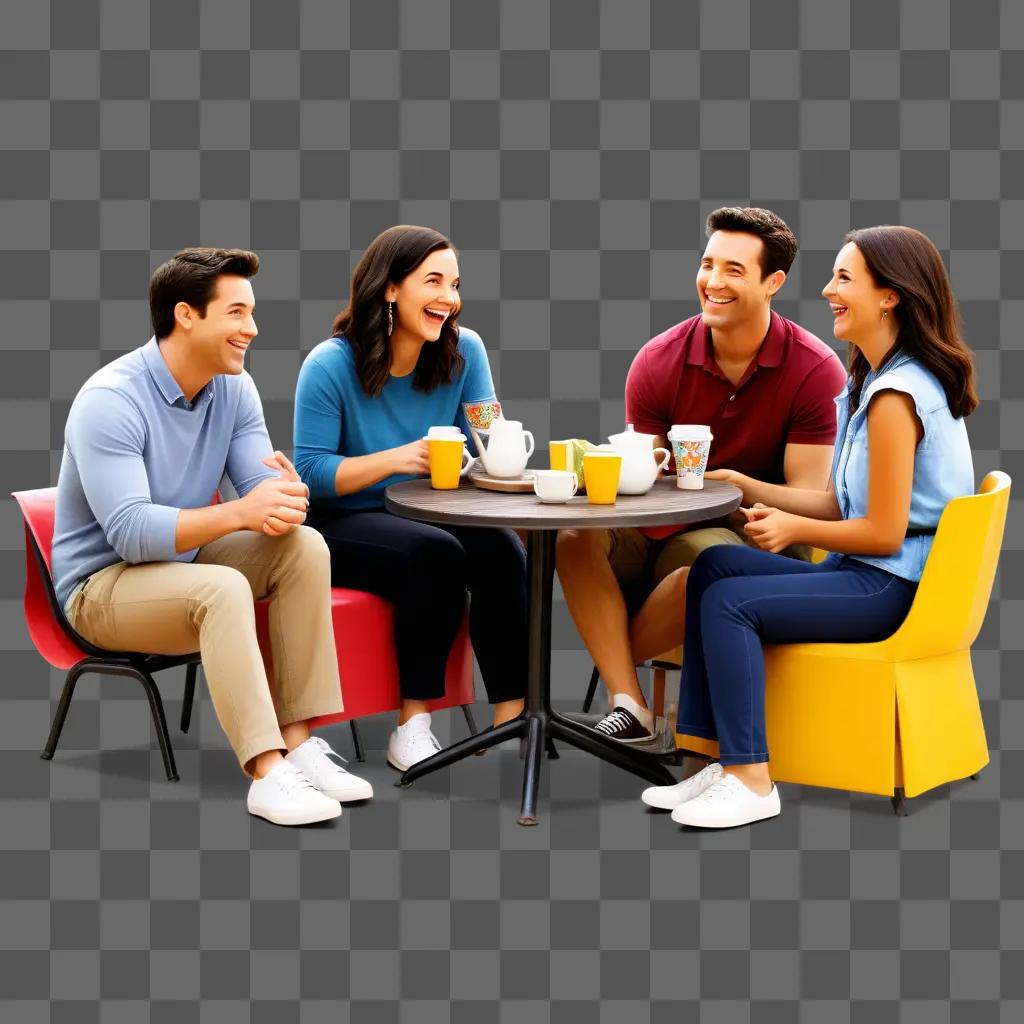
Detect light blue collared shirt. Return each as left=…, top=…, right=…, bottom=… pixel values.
left=51, top=337, right=278, bottom=609
left=831, top=351, right=974, bottom=582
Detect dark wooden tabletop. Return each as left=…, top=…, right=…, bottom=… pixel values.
left=385, top=476, right=742, bottom=530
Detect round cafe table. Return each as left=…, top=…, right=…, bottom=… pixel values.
left=385, top=475, right=743, bottom=825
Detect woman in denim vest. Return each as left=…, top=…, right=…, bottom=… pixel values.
left=642, top=226, right=979, bottom=829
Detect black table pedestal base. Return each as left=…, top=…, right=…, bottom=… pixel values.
left=397, top=709, right=674, bottom=824
left=397, top=529, right=676, bottom=823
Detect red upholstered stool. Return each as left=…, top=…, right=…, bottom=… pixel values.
left=253, top=588, right=477, bottom=760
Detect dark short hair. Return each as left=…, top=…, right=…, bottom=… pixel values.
left=149, top=247, right=260, bottom=339
left=705, top=207, right=798, bottom=278
left=332, top=225, right=463, bottom=398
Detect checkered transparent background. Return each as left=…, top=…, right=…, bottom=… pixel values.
left=1, top=1, right=1023, bottom=1020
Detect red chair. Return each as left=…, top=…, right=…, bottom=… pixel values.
left=13, top=487, right=199, bottom=782
left=14, top=487, right=478, bottom=779
left=255, top=592, right=477, bottom=761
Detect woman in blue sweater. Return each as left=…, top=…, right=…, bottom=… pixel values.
left=642, top=225, right=979, bottom=829
left=294, top=226, right=526, bottom=770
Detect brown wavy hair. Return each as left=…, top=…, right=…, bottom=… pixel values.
left=844, top=226, right=979, bottom=420
left=331, top=225, right=463, bottom=397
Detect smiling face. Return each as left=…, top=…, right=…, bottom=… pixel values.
left=822, top=242, right=897, bottom=344
left=385, top=247, right=461, bottom=344
left=175, top=274, right=257, bottom=376
left=696, top=231, right=786, bottom=331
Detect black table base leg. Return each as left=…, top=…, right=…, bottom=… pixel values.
left=518, top=714, right=545, bottom=825
left=391, top=527, right=676, bottom=820
left=398, top=717, right=526, bottom=787
left=549, top=713, right=675, bottom=786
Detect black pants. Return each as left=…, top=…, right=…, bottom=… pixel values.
left=308, top=507, right=528, bottom=704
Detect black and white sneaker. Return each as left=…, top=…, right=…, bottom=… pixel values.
left=592, top=693, right=656, bottom=745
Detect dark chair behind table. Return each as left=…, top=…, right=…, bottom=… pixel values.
left=14, top=487, right=477, bottom=780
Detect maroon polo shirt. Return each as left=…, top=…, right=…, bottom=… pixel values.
left=625, top=310, right=847, bottom=538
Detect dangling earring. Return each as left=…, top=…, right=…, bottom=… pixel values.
left=387, top=302, right=394, bottom=336
left=881, top=307, right=889, bottom=320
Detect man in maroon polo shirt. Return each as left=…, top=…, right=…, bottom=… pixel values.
left=557, top=207, right=847, bottom=744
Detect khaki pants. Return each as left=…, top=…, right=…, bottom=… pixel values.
left=66, top=526, right=343, bottom=774
left=602, top=519, right=813, bottom=610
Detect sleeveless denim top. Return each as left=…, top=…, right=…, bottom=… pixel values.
left=830, top=350, right=974, bottom=582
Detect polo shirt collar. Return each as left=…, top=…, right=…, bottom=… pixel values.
left=685, top=310, right=787, bottom=373
left=142, top=337, right=214, bottom=409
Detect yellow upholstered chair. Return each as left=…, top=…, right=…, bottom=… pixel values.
left=671, top=471, right=1010, bottom=812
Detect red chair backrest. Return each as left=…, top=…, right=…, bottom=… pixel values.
left=11, top=487, right=90, bottom=671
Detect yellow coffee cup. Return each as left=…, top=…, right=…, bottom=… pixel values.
left=426, top=434, right=476, bottom=489
left=583, top=451, right=621, bottom=505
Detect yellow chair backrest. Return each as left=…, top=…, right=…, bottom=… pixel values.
left=884, top=470, right=1011, bottom=662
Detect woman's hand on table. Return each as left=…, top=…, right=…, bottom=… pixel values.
left=741, top=503, right=802, bottom=553
left=389, top=439, right=431, bottom=476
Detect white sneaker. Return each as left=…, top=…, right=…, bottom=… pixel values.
left=387, top=713, right=442, bottom=771
left=247, top=759, right=342, bottom=826
left=670, top=772, right=781, bottom=829
left=287, top=736, right=373, bottom=803
left=641, top=761, right=724, bottom=810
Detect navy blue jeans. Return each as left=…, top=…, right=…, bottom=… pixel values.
left=678, top=545, right=918, bottom=766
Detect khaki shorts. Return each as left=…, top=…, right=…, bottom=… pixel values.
left=600, top=520, right=813, bottom=609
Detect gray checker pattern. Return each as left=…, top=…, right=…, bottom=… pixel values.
left=1, top=0, right=1023, bottom=1020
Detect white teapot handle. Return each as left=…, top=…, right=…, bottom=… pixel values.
left=460, top=451, right=477, bottom=476
left=653, top=447, right=671, bottom=473
left=523, top=430, right=535, bottom=459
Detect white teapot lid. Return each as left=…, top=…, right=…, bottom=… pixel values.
left=608, top=423, right=656, bottom=446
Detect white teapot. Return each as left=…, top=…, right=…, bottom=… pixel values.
left=476, top=415, right=535, bottom=479
left=606, top=424, right=671, bottom=495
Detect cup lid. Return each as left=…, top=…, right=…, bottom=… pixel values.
left=424, top=432, right=465, bottom=441
left=585, top=448, right=621, bottom=457
left=668, top=424, right=713, bottom=440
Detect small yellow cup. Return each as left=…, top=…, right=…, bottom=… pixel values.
left=428, top=436, right=473, bottom=489
left=549, top=440, right=570, bottom=472
left=583, top=452, right=621, bottom=505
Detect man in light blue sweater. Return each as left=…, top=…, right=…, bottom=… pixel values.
left=51, top=248, right=371, bottom=825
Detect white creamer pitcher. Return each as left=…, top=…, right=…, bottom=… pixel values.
left=606, top=424, right=671, bottom=495
left=475, top=415, right=535, bottom=478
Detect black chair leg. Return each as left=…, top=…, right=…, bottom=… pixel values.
left=132, top=669, right=178, bottom=782
left=891, top=788, right=909, bottom=817
left=461, top=703, right=478, bottom=736
left=582, top=665, right=600, bottom=713
left=181, top=662, right=198, bottom=734
left=42, top=662, right=88, bottom=761
left=42, top=660, right=179, bottom=781
left=349, top=720, right=366, bottom=762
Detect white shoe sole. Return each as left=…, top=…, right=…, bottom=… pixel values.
left=671, top=796, right=781, bottom=829
left=247, top=801, right=342, bottom=827
left=321, top=783, right=374, bottom=803
left=387, top=752, right=411, bottom=772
